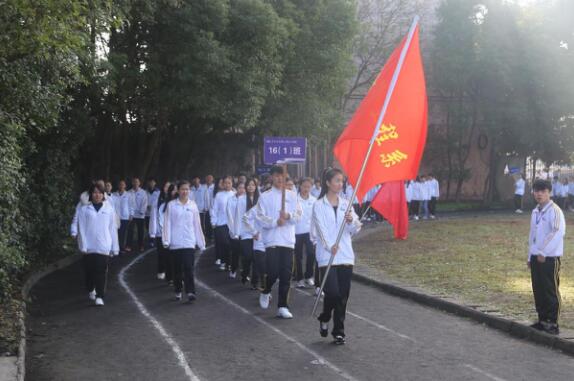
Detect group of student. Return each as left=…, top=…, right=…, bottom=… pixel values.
left=405, top=175, right=440, bottom=220
left=70, top=166, right=362, bottom=344
left=514, top=174, right=574, bottom=214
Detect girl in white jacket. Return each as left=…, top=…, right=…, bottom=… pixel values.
left=149, top=182, right=177, bottom=282
left=312, top=168, right=361, bottom=345
left=226, top=182, right=247, bottom=279
left=162, top=181, right=206, bottom=302
left=72, top=183, right=119, bottom=306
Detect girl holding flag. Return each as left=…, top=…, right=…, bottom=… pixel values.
left=312, top=168, right=361, bottom=344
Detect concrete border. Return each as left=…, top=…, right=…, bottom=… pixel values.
left=7, top=254, right=84, bottom=381
left=352, top=271, right=574, bottom=356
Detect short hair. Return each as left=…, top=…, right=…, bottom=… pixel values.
left=88, top=183, right=106, bottom=201
left=532, top=179, right=552, bottom=192
left=270, top=165, right=284, bottom=176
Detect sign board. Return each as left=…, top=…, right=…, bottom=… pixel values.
left=263, top=137, right=307, bottom=165
left=255, top=165, right=273, bottom=176
left=509, top=166, right=521, bottom=175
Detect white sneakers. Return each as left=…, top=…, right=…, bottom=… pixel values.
left=88, top=290, right=96, bottom=301
left=296, top=280, right=306, bottom=288
left=157, top=272, right=165, bottom=280
left=229, top=271, right=237, bottom=279
left=95, top=298, right=104, bottom=306
left=277, top=307, right=293, bottom=319
left=305, top=278, right=315, bottom=287
left=219, top=263, right=227, bottom=271
left=175, top=293, right=182, bottom=301
left=215, top=259, right=221, bottom=266
left=515, top=209, right=524, bottom=214
left=315, top=287, right=324, bottom=297
left=259, top=293, right=271, bottom=309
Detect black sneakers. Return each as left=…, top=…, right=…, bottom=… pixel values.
left=530, top=322, right=544, bottom=331
left=334, top=335, right=346, bottom=345
left=319, top=322, right=328, bottom=337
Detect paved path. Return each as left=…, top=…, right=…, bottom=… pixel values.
left=26, top=247, right=574, bottom=381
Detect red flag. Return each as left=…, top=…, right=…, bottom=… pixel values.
left=371, top=181, right=409, bottom=240
left=333, top=23, right=427, bottom=203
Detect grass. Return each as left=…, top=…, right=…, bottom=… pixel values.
left=355, top=213, right=574, bottom=328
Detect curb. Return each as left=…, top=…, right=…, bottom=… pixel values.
left=352, top=271, right=574, bottom=356
left=12, top=254, right=83, bottom=381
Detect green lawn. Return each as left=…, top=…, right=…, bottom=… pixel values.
left=355, top=213, right=574, bottom=328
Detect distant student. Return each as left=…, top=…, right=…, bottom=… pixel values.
left=226, top=182, right=247, bottom=279
left=162, top=180, right=206, bottom=302
left=410, top=177, right=422, bottom=220
left=204, top=175, right=215, bottom=239
left=146, top=178, right=160, bottom=247
left=420, top=175, right=431, bottom=220
left=429, top=175, right=440, bottom=219
left=243, top=181, right=266, bottom=290
left=405, top=181, right=413, bottom=218
left=294, top=178, right=318, bottom=289
left=312, top=168, right=362, bottom=344
left=528, top=179, right=565, bottom=335
left=514, top=174, right=526, bottom=214
left=72, top=183, right=119, bottom=306
left=127, top=177, right=148, bottom=253
left=211, top=176, right=235, bottom=270
left=568, top=177, right=574, bottom=212
left=149, top=181, right=173, bottom=280
left=112, top=180, right=131, bottom=254
left=311, top=179, right=322, bottom=198
left=560, top=178, right=569, bottom=210
left=105, top=181, right=113, bottom=197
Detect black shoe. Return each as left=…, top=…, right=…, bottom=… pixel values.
left=187, top=293, right=197, bottom=302
left=319, top=322, right=328, bottom=337
left=530, top=322, right=544, bottom=331
left=334, top=335, right=346, bottom=345
left=543, top=323, right=559, bottom=335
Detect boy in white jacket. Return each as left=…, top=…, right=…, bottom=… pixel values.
left=256, top=166, right=302, bottom=319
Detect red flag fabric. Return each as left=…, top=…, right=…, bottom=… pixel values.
left=333, top=24, right=427, bottom=203
left=371, top=181, right=409, bottom=240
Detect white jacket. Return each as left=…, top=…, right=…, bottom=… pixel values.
left=405, top=182, right=413, bottom=203
left=192, top=184, right=208, bottom=212
left=162, top=199, right=206, bottom=251
left=243, top=207, right=265, bottom=251
left=310, top=186, right=321, bottom=198
left=312, top=196, right=361, bottom=267
left=112, top=191, right=131, bottom=220
left=528, top=201, right=565, bottom=261
left=255, top=187, right=302, bottom=249
left=130, top=188, right=148, bottom=219
left=514, top=178, right=525, bottom=196
left=295, top=194, right=316, bottom=235
left=74, top=202, right=119, bottom=256
left=226, top=194, right=252, bottom=240
left=210, top=190, right=235, bottom=227
left=430, top=179, right=440, bottom=198
left=149, top=201, right=167, bottom=238
left=146, top=189, right=160, bottom=217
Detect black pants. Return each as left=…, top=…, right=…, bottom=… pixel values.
left=155, top=237, right=167, bottom=275
left=410, top=200, right=420, bottom=217
left=214, top=225, right=231, bottom=264
left=294, top=233, right=317, bottom=281
left=128, top=218, right=145, bottom=249
left=118, top=220, right=129, bottom=252
left=514, top=194, right=523, bottom=210
left=228, top=238, right=241, bottom=273
left=263, top=246, right=294, bottom=308
left=172, top=248, right=196, bottom=295
left=83, top=254, right=109, bottom=299
left=531, top=256, right=561, bottom=324
left=429, top=197, right=437, bottom=215
left=318, top=265, right=353, bottom=337
left=203, top=212, right=213, bottom=239
left=240, top=239, right=258, bottom=285
left=253, top=250, right=266, bottom=289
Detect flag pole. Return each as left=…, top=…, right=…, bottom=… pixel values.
left=312, top=16, right=420, bottom=317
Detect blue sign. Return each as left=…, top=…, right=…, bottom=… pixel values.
left=263, top=137, right=306, bottom=165
left=256, top=165, right=272, bottom=176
